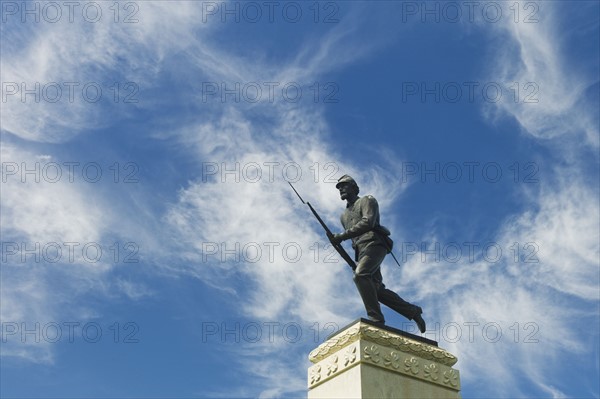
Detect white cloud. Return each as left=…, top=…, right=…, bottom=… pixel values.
left=384, top=184, right=597, bottom=395
left=0, top=144, right=105, bottom=244
left=164, top=108, right=375, bottom=322
left=536, top=383, right=568, bottom=399
left=390, top=4, right=600, bottom=395
left=483, top=1, right=599, bottom=147
left=381, top=5, right=600, bottom=381
left=0, top=143, right=109, bottom=361
left=3, top=1, right=597, bottom=397
left=157, top=8, right=413, bottom=393
left=499, top=176, right=599, bottom=301
left=161, top=2, right=600, bottom=396
left=2, top=2, right=406, bottom=391
left=0, top=267, right=55, bottom=364
left=0, top=2, right=213, bottom=143
left=160, top=104, right=409, bottom=396
left=0, top=1, right=227, bottom=364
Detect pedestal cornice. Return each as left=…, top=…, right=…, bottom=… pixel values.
left=309, top=320, right=458, bottom=367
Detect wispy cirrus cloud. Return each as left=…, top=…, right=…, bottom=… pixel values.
left=0, top=144, right=109, bottom=362
left=2, top=2, right=597, bottom=398
left=1, top=3, right=404, bottom=394
left=386, top=175, right=598, bottom=396
left=375, top=2, right=599, bottom=397
left=155, top=8, right=413, bottom=396
left=386, top=2, right=599, bottom=397
left=0, top=2, right=213, bottom=142
left=1, top=2, right=217, bottom=364
left=482, top=1, right=599, bottom=147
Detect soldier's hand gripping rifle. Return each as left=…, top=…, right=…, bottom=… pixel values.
left=289, top=182, right=357, bottom=271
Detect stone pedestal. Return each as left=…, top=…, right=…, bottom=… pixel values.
left=307, top=319, right=461, bottom=398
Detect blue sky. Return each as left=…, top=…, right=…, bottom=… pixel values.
left=1, top=1, right=599, bottom=398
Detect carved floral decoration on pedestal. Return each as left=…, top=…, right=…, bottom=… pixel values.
left=404, top=357, right=420, bottom=375
left=443, top=369, right=459, bottom=387
left=363, top=345, right=381, bottom=363
left=310, top=365, right=321, bottom=385
left=424, top=363, right=440, bottom=381
left=344, top=346, right=357, bottom=366
left=383, top=350, right=401, bottom=369
left=326, top=355, right=338, bottom=376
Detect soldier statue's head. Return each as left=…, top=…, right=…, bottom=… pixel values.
left=336, top=174, right=360, bottom=201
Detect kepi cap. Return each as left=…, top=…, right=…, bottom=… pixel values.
left=336, top=174, right=358, bottom=189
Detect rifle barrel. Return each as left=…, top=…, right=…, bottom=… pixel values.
left=289, top=183, right=356, bottom=270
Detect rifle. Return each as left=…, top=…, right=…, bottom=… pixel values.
left=288, top=182, right=357, bottom=270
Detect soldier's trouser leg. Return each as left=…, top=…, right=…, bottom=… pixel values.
left=373, top=269, right=421, bottom=321
left=353, top=245, right=387, bottom=323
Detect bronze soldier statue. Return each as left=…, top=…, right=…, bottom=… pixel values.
left=329, top=174, right=427, bottom=333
